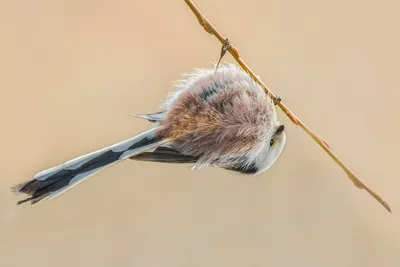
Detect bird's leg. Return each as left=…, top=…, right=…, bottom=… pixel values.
left=273, top=95, right=282, bottom=106
left=215, top=37, right=232, bottom=72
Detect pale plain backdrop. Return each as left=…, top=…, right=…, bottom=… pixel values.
left=0, top=0, right=399, bottom=266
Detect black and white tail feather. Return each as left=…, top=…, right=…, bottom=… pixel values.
left=12, top=127, right=168, bottom=205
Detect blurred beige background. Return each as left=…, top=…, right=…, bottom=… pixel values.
left=0, top=0, right=399, bottom=266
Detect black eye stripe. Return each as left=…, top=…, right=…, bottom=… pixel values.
left=275, top=125, right=285, bottom=135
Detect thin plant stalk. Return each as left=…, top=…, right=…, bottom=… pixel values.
left=184, top=0, right=391, bottom=213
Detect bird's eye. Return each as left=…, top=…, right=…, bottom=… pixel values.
left=270, top=139, right=275, bottom=147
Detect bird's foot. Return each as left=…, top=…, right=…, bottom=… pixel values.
left=274, top=95, right=282, bottom=106
left=215, top=38, right=232, bottom=72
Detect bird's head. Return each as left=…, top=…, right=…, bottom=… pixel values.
left=260, top=123, right=286, bottom=173
left=252, top=122, right=286, bottom=174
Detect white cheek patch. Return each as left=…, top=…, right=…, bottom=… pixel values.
left=258, top=132, right=286, bottom=174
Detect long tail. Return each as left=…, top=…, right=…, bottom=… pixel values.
left=11, top=127, right=167, bottom=205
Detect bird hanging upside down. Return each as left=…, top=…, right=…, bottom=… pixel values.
left=11, top=64, right=286, bottom=205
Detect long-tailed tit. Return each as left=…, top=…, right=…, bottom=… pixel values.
left=12, top=64, right=286, bottom=205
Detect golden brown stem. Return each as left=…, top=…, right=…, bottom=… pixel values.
left=184, top=0, right=391, bottom=213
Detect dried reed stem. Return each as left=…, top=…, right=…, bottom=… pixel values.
left=184, top=0, right=391, bottom=213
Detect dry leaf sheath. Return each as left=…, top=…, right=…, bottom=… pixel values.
left=184, top=0, right=391, bottom=213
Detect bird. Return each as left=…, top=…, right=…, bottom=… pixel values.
left=11, top=63, right=286, bottom=205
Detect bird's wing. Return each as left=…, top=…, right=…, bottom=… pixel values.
left=134, top=111, right=167, bottom=123
left=130, top=146, right=198, bottom=163
left=131, top=145, right=259, bottom=175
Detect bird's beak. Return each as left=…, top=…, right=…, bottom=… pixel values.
left=264, top=132, right=286, bottom=171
